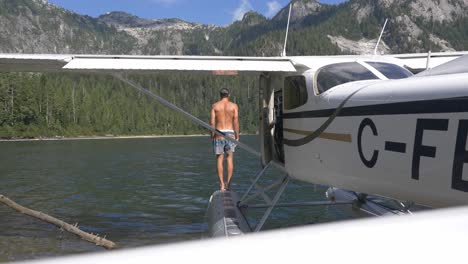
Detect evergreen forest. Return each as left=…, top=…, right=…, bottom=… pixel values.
left=0, top=73, right=259, bottom=138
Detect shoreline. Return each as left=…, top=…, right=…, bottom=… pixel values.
left=0, top=133, right=257, bottom=142
left=0, top=134, right=210, bottom=142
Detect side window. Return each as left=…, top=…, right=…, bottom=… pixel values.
left=284, top=76, right=308, bottom=110
left=316, top=62, right=378, bottom=94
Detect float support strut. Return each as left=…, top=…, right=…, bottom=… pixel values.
left=254, top=175, right=289, bottom=232
left=240, top=162, right=272, bottom=202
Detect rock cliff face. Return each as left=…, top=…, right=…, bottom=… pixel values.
left=354, top=0, right=467, bottom=22
left=96, top=11, right=219, bottom=55
left=273, top=0, right=323, bottom=22
left=98, top=12, right=199, bottom=30
left=0, top=0, right=466, bottom=56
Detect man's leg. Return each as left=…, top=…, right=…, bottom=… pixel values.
left=226, top=152, right=234, bottom=190
left=216, top=154, right=225, bottom=191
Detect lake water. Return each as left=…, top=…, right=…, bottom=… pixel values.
left=0, top=136, right=366, bottom=262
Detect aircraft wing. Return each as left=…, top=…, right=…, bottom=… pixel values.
left=387, top=51, right=468, bottom=73
left=0, top=54, right=297, bottom=74
left=3, top=52, right=468, bottom=74
left=416, top=54, right=468, bottom=77
left=17, top=206, right=468, bottom=264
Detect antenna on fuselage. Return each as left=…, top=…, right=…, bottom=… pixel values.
left=281, top=2, right=293, bottom=57
left=426, top=10, right=435, bottom=70
left=374, top=18, right=389, bottom=56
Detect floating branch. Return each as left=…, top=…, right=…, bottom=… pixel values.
left=0, top=194, right=117, bottom=249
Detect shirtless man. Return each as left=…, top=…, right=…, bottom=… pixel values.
left=210, top=88, right=239, bottom=191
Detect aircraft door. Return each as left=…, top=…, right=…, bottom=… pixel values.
left=259, top=73, right=285, bottom=166
left=273, top=90, right=285, bottom=163
left=259, top=74, right=274, bottom=166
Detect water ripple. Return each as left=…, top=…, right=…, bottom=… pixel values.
left=0, top=136, right=361, bottom=262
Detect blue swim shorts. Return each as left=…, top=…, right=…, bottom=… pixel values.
left=213, top=130, right=237, bottom=155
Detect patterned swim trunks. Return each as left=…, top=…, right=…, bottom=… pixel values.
left=213, top=130, right=237, bottom=155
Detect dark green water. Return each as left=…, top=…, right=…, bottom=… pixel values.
left=0, top=136, right=364, bottom=262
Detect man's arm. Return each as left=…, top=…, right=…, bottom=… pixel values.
left=233, top=104, right=240, bottom=141
left=210, top=106, right=216, bottom=139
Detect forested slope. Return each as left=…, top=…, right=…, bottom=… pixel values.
left=0, top=73, right=259, bottom=138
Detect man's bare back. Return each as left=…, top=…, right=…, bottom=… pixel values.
left=211, top=100, right=239, bottom=140
left=210, top=88, right=239, bottom=191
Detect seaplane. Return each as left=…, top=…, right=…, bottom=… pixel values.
left=2, top=5, right=468, bottom=263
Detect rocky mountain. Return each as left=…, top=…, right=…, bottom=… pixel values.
left=0, top=0, right=137, bottom=54
left=344, top=0, right=468, bottom=52
left=0, top=0, right=466, bottom=56
left=98, top=12, right=199, bottom=30
left=273, top=0, right=324, bottom=22
left=96, top=11, right=221, bottom=55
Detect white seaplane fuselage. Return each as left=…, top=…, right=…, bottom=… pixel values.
left=266, top=55, right=468, bottom=208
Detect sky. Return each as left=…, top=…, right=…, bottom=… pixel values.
left=47, top=0, right=346, bottom=26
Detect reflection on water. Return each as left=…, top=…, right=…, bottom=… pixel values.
left=0, top=136, right=364, bottom=262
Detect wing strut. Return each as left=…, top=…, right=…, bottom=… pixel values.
left=374, top=18, right=388, bottom=55
left=281, top=2, right=293, bottom=57
left=112, top=73, right=262, bottom=157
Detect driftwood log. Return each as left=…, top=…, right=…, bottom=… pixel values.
left=0, top=194, right=117, bottom=249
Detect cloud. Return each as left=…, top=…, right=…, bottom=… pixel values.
left=232, top=0, right=253, bottom=21
left=265, top=1, right=282, bottom=17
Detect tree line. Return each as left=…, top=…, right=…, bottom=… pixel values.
left=0, top=73, right=259, bottom=138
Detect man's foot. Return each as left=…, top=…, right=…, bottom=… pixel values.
left=226, top=182, right=231, bottom=191
left=220, top=183, right=226, bottom=191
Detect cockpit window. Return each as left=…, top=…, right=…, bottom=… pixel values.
left=284, top=76, right=308, bottom=110
left=316, top=62, right=378, bottom=94
left=365, top=62, right=413, bottom=79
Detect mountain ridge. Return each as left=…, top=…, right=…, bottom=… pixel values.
left=0, top=0, right=466, bottom=55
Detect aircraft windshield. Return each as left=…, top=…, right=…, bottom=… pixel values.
left=316, top=62, right=378, bottom=94
left=365, top=61, right=413, bottom=79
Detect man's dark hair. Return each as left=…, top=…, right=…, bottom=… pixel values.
left=220, top=88, right=230, bottom=98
